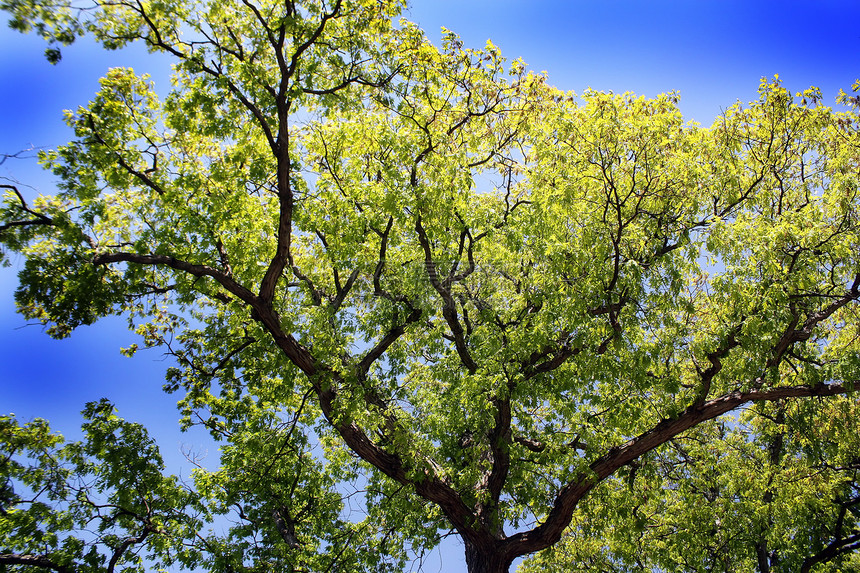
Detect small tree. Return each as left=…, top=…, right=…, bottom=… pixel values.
left=1, top=1, right=859, bottom=571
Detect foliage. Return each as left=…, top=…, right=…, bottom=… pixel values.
left=0, top=401, right=201, bottom=572
left=2, top=0, right=860, bottom=571
left=520, top=398, right=860, bottom=573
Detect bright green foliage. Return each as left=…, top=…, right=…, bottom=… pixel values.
left=520, top=398, right=860, bottom=572
left=186, top=386, right=433, bottom=572
left=0, top=402, right=202, bottom=572
left=2, top=0, right=860, bottom=571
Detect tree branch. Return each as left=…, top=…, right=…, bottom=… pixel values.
left=0, top=183, right=54, bottom=232
left=504, top=381, right=856, bottom=560
left=92, top=251, right=255, bottom=305
left=0, top=553, right=73, bottom=573
left=414, top=215, right=478, bottom=373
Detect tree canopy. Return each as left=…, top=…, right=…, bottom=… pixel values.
left=1, top=1, right=860, bottom=571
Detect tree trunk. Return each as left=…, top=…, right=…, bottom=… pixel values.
left=464, top=538, right=513, bottom=573
left=755, top=540, right=771, bottom=573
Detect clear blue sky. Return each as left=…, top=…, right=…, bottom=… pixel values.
left=1, top=1, right=859, bottom=570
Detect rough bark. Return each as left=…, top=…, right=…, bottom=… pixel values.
left=464, top=538, right=514, bottom=573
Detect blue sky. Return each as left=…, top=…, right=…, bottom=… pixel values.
left=1, top=1, right=859, bottom=570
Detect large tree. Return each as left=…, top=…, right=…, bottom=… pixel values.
left=2, top=0, right=860, bottom=571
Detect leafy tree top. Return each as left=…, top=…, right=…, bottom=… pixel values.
left=1, top=0, right=860, bottom=571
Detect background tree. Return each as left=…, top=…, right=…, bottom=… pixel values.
left=1, top=0, right=860, bottom=571
left=1, top=401, right=202, bottom=572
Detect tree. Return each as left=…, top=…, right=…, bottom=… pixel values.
left=1, top=402, right=204, bottom=573
left=1, top=0, right=860, bottom=571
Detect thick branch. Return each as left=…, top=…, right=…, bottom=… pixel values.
left=257, top=107, right=293, bottom=305
left=92, top=252, right=255, bottom=305
left=0, top=184, right=53, bottom=232
left=107, top=529, right=150, bottom=573
left=522, top=338, right=580, bottom=380
left=310, top=375, right=476, bottom=536
left=0, top=554, right=73, bottom=573
left=255, top=0, right=339, bottom=305
left=414, top=216, right=478, bottom=373
left=775, top=274, right=860, bottom=364
left=476, top=395, right=512, bottom=535
left=243, top=280, right=478, bottom=541
left=695, top=329, right=740, bottom=406
left=800, top=533, right=860, bottom=573
left=357, top=305, right=422, bottom=376
left=503, top=381, right=855, bottom=560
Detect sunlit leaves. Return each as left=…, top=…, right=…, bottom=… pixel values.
left=2, top=0, right=860, bottom=568
left=522, top=401, right=860, bottom=572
